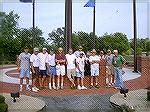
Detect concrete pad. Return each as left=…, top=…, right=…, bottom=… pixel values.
left=0, top=93, right=46, bottom=112
left=110, top=89, right=150, bottom=112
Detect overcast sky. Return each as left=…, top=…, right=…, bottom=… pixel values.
left=1, top=0, right=149, bottom=40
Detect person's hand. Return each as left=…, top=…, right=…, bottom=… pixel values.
left=32, top=70, right=35, bottom=74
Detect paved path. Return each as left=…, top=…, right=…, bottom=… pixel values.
left=110, top=89, right=150, bottom=112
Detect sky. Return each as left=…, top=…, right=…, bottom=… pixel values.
left=1, top=0, right=150, bottom=40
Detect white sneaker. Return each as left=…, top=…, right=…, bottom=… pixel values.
left=81, top=86, right=87, bottom=90
left=26, top=87, right=31, bottom=91
left=60, top=86, right=64, bottom=89
left=34, top=87, right=39, bottom=91
left=77, top=85, right=82, bottom=90
left=53, top=85, right=56, bottom=89
left=56, top=86, right=60, bottom=90
left=32, top=87, right=38, bottom=92
left=20, top=87, right=22, bottom=92
left=49, top=86, right=52, bottom=90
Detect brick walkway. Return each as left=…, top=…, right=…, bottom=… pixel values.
left=0, top=64, right=147, bottom=97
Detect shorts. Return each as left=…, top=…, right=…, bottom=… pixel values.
left=20, top=68, right=30, bottom=78
left=106, top=66, right=114, bottom=75
left=56, top=65, right=65, bottom=76
left=47, top=66, right=57, bottom=76
left=40, top=70, right=47, bottom=76
left=67, top=69, right=76, bottom=79
left=76, top=71, right=84, bottom=78
left=91, top=68, right=99, bottom=76
left=32, top=67, right=40, bottom=78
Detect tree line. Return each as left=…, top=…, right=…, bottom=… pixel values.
left=0, top=11, right=150, bottom=63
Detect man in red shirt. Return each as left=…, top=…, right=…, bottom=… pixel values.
left=55, top=47, right=66, bottom=90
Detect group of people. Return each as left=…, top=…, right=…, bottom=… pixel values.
left=17, top=46, right=126, bottom=92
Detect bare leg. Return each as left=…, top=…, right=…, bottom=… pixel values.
left=39, top=76, right=43, bottom=87
left=42, top=75, right=46, bottom=87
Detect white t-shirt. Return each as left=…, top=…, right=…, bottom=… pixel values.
left=76, top=57, right=85, bottom=72
left=38, top=52, right=48, bottom=70
left=30, top=53, right=40, bottom=67
left=65, top=54, right=76, bottom=69
left=89, top=55, right=100, bottom=69
left=46, top=54, right=56, bottom=66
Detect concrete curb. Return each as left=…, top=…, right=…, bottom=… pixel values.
left=109, top=89, right=150, bottom=112
left=0, top=93, right=46, bottom=112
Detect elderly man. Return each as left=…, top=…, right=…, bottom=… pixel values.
left=30, top=47, right=40, bottom=92
left=89, top=49, right=100, bottom=89
left=112, top=50, right=126, bottom=89
left=105, top=49, right=115, bottom=87
left=55, top=47, right=66, bottom=90
left=38, top=48, right=48, bottom=89
left=18, top=46, right=31, bottom=92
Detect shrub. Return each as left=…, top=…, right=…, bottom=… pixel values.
left=0, top=95, right=5, bottom=103
left=147, top=90, right=150, bottom=101
left=0, top=102, right=8, bottom=112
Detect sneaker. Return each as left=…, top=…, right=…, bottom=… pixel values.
left=56, top=86, right=60, bottom=90
left=53, top=85, right=56, bottom=89
left=90, top=85, right=94, bottom=89
left=77, top=85, right=82, bottom=90
left=49, top=86, right=52, bottom=90
left=95, top=85, right=100, bottom=89
left=60, top=86, right=64, bottom=89
left=26, top=86, right=31, bottom=91
left=107, top=83, right=111, bottom=88
left=20, top=87, right=23, bottom=92
left=81, top=86, right=87, bottom=90
left=34, top=87, right=39, bottom=91
left=32, top=87, right=38, bottom=92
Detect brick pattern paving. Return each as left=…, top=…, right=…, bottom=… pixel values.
left=0, top=57, right=150, bottom=96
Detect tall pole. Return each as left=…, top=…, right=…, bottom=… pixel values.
left=133, top=0, right=138, bottom=72
left=32, top=0, right=35, bottom=49
left=93, top=5, right=96, bottom=48
left=65, top=0, right=72, bottom=53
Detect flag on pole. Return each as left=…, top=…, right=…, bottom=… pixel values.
left=84, top=0, right=95, bottom=7
left=20, top=0, right=32, bottom=3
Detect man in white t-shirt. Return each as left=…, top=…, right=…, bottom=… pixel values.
left=38, top=48, right=48, bottom=89
left=76, top=52, right=87, bottom=90
left=30, top=47, right=40, bottom=92
left=89, top=49, right=100, bottom=89
left=46, top=48, right=57, bottom=90
left=65, top=48, right=76, bottom=89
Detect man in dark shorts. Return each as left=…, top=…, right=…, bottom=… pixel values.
left=38, top=48, right=48, bottom=88
left=30, top=47, right=40, bottom=92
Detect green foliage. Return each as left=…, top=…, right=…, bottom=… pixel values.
left=0, top=102, right=8, bottom=112
left=120, top=104, right=135, bottom=112
left=0, top=95, right=8, bottom=112
left=0, top=95, right=5, bottom=103
left=147, top=90, right=150, bottom=101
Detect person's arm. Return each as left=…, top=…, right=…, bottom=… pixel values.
left=17, top=54, right=21, bottom=72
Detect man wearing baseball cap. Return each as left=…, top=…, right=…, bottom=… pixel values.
left=18, top=46, right=31, bottom=92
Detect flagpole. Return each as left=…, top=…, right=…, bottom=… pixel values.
left=32, top=0, right=35, bottom=49
left=65, top=0, right=72, bottom=53
left=133, top=0, right=138, bottom=73
left=93, top=5, right=96, bottom=48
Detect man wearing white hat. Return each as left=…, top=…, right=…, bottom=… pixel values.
left=89, top=49, right=100, bottom=89
left=38, top=48, right=48, bottom=89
